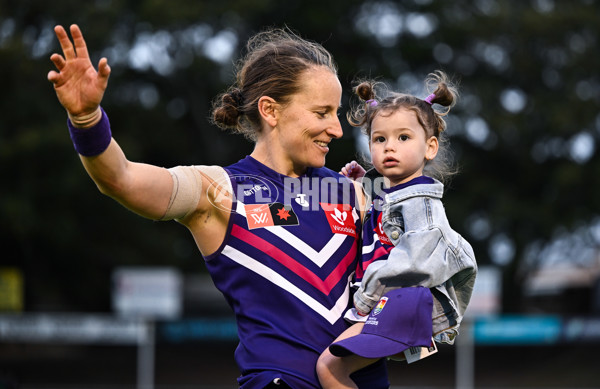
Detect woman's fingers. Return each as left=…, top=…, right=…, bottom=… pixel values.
left=69, top=24, right=90, bottom=60
left=98, top=57, right=111, bottom=78
left=49, top=53, right=66, bottom=70
left=53, top=24, right=91, bottom=62
left=47, top=53, right=68, bottom=85
left=96, top=57, right=111, bottom=90
left=54, top=25, right=76, bottom=61
left=47, top=70, right=59, bottom=83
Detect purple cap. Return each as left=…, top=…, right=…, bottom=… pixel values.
left=329, top=287, right=433, bottom=358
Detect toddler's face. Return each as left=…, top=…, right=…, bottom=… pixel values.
left=369, top=108, right=438, bottom=186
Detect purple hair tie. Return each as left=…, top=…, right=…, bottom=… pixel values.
left=366, top=99, right=378, bottom=107
left=424, top=93, right=436, bottom=105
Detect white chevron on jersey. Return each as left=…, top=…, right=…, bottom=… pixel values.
left=222, top=245, right=352, bottom=324
left=236, top=200, right=349, bottom=268
left=362, top=239, right=376, bottom=255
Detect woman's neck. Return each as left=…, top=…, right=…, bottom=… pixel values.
left=250, top=143, right=307, bottom=178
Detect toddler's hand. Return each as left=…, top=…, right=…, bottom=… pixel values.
left=339, top=160, right=366, bottom=180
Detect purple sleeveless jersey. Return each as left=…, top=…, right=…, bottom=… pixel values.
left=203, top=156, right=389, bottom=389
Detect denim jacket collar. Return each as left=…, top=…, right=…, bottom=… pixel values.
left=383, top=178, right=444, bottom=205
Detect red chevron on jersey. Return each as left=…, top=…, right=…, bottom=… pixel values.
left=357, top=245, right=393, bottom=280
left=320, top=202, right=357, bottom=238
left=231, top=224, right=356, bottom=295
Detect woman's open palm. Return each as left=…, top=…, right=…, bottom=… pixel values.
left=47, top=24, right=110, bottom=117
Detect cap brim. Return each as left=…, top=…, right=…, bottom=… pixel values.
left=329, top=333, right=421, bottom=359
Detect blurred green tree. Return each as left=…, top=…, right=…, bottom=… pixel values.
left=1, top=0, right=598, bottom=313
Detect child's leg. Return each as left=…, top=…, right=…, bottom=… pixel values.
left=316, top=323, right=380, bottom=389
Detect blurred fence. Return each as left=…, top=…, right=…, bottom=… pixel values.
left=1, top=314, right=600, bottom=389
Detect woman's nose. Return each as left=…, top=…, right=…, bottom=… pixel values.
left=326, top=116, right=343, bottom=139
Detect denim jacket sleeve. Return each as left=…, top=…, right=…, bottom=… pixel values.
left=354, top=223, right=456, bottom=314
left=353, top=180, right=477, bottom=317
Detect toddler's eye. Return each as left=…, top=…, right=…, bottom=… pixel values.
left=373, top=136, right=385, bottom=143
left=399, top=135, right=409, bottom=141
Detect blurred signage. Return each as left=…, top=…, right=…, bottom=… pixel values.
left=465, top=266, right=501, bottom=317
left=0, top=267, right=23, bottom=312
left=472, top=315, right=600, bottom=345
left=159, top=318, right=238, bottom=342
left=473, top=315, right=562, bottom=345
left=563, top=317, right=600, bottom=342
left=112, top=267, right=182, bottom=320
left=0, top=314, right=146, bottom=344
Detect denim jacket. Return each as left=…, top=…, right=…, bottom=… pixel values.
left=354, top=178, right=477, bottom=344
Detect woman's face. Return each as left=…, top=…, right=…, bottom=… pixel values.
left=273, top=67, right=343, bottom=176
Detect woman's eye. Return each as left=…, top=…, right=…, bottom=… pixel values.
left=317, top=112, right=327, bottom=118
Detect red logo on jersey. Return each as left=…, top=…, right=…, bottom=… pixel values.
left=245, top=202, right=299, bottom=229
left=320, top=203, right=357, bottom=238
left=375, top=212, right=392, bottom=246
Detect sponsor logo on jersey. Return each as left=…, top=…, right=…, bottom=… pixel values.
left=245, top=202, right=299, bottom=229
left=207, top=174, right=279, bottom=212
left=320, top=203, right=357, bottom=238
left=295, top=193, right=310, bottom=208
left=375, top=212, right=393, bottom=246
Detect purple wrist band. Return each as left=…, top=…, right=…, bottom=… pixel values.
left=67, top=108, right=112, bottom=157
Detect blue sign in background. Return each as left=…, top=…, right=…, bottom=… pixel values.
left=472, top=315, right=563, bottom=345
left=157, top=315, right=600, bottom=345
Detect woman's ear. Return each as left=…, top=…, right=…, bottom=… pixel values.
left=425, top=136, right=439, bottom=161
left=258, top=96, right=278, bottom=128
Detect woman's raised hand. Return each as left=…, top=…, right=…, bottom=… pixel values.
left=47, top=24, right=110, bottom=118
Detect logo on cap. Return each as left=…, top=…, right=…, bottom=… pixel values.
left=372, top=296, right=388, bottom=316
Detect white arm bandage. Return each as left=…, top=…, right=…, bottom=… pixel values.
left=160, top=165, right=231, bottom=221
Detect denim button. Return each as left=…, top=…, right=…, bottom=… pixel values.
left=391, top=230, right=399, bottom=239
